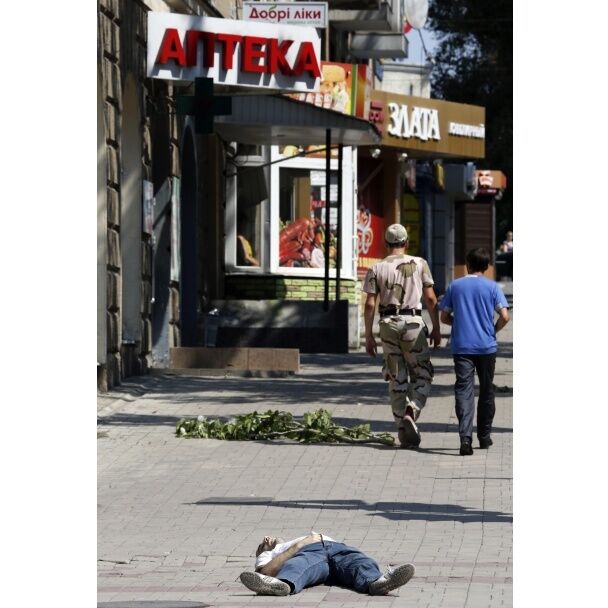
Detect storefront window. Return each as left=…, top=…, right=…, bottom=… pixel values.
left=235, top=166, right=266, bottom=267
left=225, top=145, right=354, bottom=279
left=278, top=168, right=338, bottom=269
left=236, top=143, right=263, bottom=158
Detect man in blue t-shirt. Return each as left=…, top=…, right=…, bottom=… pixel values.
left=438, top=248, right=510, bottom=456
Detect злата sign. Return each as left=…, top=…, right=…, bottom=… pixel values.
left=369, top=90, right=486, bottom=159
left=147, top=12, right=321, bottom=92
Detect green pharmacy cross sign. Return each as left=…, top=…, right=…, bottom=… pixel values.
left=176, top=77, right=232, bottom=135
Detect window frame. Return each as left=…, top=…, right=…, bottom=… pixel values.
left=224, top=144, right=356, bottom=280
left=224, top=146, right=270, bottom=274
left=269, top=145, right=356, bottom=279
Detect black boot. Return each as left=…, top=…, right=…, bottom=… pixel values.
left=460, top=438, right=473, bottom=456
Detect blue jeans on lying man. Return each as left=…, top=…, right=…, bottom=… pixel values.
left=276, top=541, right=382, bottom=594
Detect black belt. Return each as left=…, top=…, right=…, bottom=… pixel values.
left=379, top=308, right=422, bottom=318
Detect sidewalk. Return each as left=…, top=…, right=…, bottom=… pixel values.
left=98, top=285, right=512, bottom=608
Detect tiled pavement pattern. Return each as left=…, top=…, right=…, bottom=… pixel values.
left=98, top=284, right=513, bottom=608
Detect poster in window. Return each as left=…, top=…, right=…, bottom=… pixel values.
left=357, top=159, right=386, bottom=272
left=279, top=168, right=338, bottom=268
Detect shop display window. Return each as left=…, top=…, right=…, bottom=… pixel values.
left=225, top=145, right=355, bottom=279
left=278, top=167, right=338, bottom=269
left=225, top=147, right=269, bottom=273
left=235, top=166, right=264, bottom=267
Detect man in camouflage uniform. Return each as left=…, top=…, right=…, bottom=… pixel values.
left=363, top=224, right=441, bottom=448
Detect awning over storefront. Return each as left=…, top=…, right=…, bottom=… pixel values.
left=215, top=95, right=381, bottom=146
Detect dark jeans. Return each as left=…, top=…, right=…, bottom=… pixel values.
left=276, top=541, right=382, bottom=594
left=453, top=354, right=496, bottom=441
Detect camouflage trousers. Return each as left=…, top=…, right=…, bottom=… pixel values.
left=378, top=315, right=434, bottom=426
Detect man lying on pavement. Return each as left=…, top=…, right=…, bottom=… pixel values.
left=239, top=532, right=415, bottom=596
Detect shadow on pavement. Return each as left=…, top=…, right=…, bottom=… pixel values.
left=416, top=421, right=512, bottom=434
left=116, top=378, right=459, bottom=405
left=98, top=413, right=181, bottom=427
left=190, top=497, right=512, bottom=523
left=98, top=412, right=512, bottom=441
left=98, top=603, right=209, bottom=608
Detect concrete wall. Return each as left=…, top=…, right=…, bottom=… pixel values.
left=378, top=63, right=432, bottom=98
left=98, top=0, right=165, bottom=388
left=97, top=74, right=108, bottom=371
left=224, top=276, right=362, bottom=348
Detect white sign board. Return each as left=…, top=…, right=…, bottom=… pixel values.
left=147, top=12, right=321, bottom=92
left=243, top=2, right=328, bottom=28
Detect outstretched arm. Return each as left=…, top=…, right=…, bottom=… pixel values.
left=422, top=287, right=442, bottom=348
left=256, top=534, right=322, bottom=577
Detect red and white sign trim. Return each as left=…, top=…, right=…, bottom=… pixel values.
left=147, top=12, right=321, bottom=92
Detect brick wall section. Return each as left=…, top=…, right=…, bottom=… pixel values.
left=225, top=276, right=362, bottom=305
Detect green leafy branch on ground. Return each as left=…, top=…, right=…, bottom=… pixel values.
left=176, top=408, right=395, bottom=446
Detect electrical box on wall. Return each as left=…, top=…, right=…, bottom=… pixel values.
left=444, top=163, right=477, bottom=200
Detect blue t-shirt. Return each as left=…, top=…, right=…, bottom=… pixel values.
left=439, top=275, right=509, bottom=355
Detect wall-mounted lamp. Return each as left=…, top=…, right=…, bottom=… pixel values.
left=398, top=152, right=408, bottom=162
left=370, top=147, right=381, bottom=159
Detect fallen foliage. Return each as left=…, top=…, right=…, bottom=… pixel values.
left=176, top=408, right=395, bottom=446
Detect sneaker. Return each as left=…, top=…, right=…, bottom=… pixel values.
left=239, top=571, right=290, bottom=596
left=460, top=439, right=474, bottom=456
left=369, top=563, right=415, bottom=595
left=478, top=436, right=493, bottom=449
left=399, top=415, right=421, bottom=448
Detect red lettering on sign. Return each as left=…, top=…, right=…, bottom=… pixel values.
left=185, top=30, right=216, bottom=68
left=291, top=42, right=321, bottom=78
left=216, top=33, right=242, bottom=70
left=155, top=28, right=320, bottom=81
left=242, top=36, right=267, bottom=73
left=157, top=28, right=186, bottom=66
left=267, top=38, right=293, bottom=75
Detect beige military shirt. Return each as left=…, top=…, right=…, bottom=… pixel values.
left=362, top=254, right=434, bottom=309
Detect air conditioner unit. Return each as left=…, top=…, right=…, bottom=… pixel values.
left=444, top=162, right=477, bottom=200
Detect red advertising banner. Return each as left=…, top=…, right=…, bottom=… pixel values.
left=357, top=158, right=386, bottom=272
left=281, top=61, right=372, bottom=160
left=287, top=61, right=372, bottom=119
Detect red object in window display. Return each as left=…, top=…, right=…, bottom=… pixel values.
left=279, top=218, right=311, bottom=244
left=279, top=218, right=311, bottom=265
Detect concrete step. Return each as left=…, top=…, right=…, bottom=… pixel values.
left=149, top=367, right=294, bottom=378
left=169, top=346, right=300, bottom=373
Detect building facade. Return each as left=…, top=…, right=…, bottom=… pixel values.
left=97, top=1, right=501, bottom=389
left=97, top=0, right=235, bottom=390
